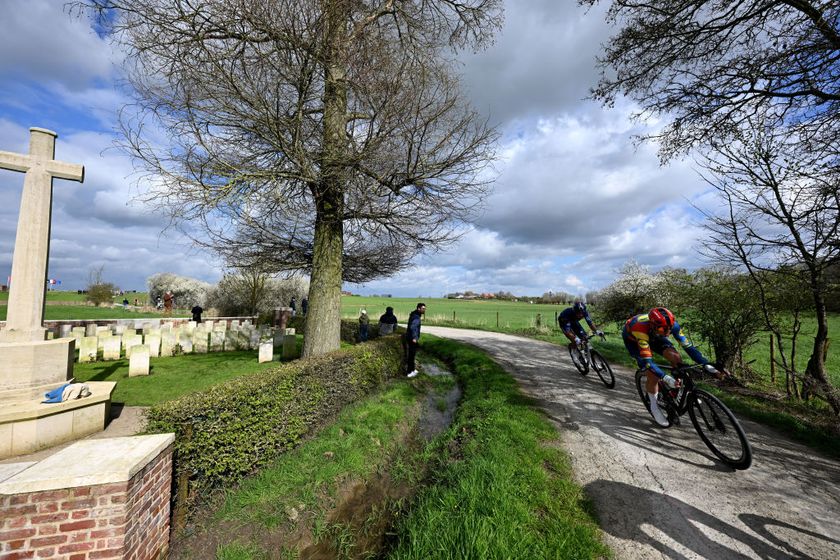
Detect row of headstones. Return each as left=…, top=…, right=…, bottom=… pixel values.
left=128, top=328, right=299, bottom=377
left=62, top=320, right=293, bottom=363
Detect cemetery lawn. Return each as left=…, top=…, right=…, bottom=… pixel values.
left=72, top=347, right=301, bottom=406
left=182, top=337, right=606, bottom=559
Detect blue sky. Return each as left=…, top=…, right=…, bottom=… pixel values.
left=0, top=0, right=712, bottom=297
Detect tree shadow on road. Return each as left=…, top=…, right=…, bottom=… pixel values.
left=586, top=479, right=830, bottom=559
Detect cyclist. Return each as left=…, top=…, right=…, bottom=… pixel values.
left=623, top=307, right=716, bottom=426
left=558, top=301, right=603, bottom=349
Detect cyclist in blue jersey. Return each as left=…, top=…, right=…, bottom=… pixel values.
left=558, top=301, right=603, bottom=349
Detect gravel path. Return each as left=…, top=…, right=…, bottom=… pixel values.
left=423, top=326, right=840, bottom=560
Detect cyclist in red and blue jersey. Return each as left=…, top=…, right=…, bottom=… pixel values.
left=623, top=307, right=716, bottom=426
left=558, top=302, right=603, bottom=349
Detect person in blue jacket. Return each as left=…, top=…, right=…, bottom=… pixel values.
left=404, top=303, right=426, bottom=378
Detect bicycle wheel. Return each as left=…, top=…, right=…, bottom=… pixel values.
left=590, top=351, right=615, bottom=388
left=569, top=345, right=588, bottom=375
left=688, top=389, right=753, bottom=470
left=634, top=369, right=676, bottom=427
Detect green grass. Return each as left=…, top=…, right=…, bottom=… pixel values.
left=0, top=290, right=148, bottom=303
left=192, top=338, right=607, bottom=559
left=342, top=295, right=565, bottom=331
left=387, top=337, right=608, bottom=560
left=71, top=346, right=301, bottom=406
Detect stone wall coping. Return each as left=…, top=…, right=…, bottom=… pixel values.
left=0, top=433, right=175, bottom=494
left=0, top=461, right=35, bottom=484
left=0, top=381, right=116, bottom=422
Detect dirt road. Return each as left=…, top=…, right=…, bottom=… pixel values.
left=423, top=326, right=840, bottom=560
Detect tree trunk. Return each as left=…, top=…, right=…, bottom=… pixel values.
left=302, top=0, right=348, bottom=358
left=302, top=199, right=344, bottom=357
left=803, top=290, right=840, bottom=414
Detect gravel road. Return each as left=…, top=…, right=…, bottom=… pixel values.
left=423, top=326, right=840, bottom=560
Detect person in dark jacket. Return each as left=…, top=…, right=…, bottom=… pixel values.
left=404, top=303, right=426, bottom=378
left=301, top=297, right=308, bottom=315
left=378, top=306, right=398, bottom=335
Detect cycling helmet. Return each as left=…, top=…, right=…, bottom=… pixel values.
left=648, top=307, right=675, bottom=335
left=573, top=301, right=587, bottom=315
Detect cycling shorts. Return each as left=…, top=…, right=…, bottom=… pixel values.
left=560, top=320, right=586, bottom=338
left=622, top=332, right=674, bottom=364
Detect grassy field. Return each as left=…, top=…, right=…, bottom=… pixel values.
left=342, top=295, right=566, bottom=330
left=0, top=290, right=148, bottom=303
left=0, top=305, right=192, bottom=321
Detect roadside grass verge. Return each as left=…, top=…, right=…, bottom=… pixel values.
left=386, top=337, right=608, bottom=560
left=173, top=337, right=607, bottom=559
left=72, top=343, right=301, bottom=406
left=174, top=376, right=440, bottom=559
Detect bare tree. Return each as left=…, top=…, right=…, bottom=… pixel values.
left=77, top=0, right=501, bottom=356
left=699, top=118, right=840, bottom=413
left=583, top=0, right=840, bottom=160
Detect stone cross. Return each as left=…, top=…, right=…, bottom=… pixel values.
left=0, top=128, right=84, bottom=342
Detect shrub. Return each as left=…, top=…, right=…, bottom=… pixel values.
left=144, top=335, right=403, bottom=517
left=147, top=273, right=211, bottom=309
left=86, top=283, right=116, bottom=307
left=206, top=273, right=309, bottom=317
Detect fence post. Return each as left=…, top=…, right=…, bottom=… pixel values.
left=496, top=311, right=499, bottom=328
left=536, top=313, right=541, bottom=328
left=453, top=310, right=456, bottom=322
left=770, top=335, right=776, bottom=384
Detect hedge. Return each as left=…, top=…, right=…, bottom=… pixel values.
left=144, top=330, right=403, bottom=521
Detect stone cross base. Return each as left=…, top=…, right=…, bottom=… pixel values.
left=0, top=434, right=174, bottom=559
left=0, top=382, right=116, bottom=459
left=0, top=338, right=74, bottom=401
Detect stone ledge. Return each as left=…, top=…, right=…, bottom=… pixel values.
left=0, top=381, right=116, bottom=423
left=0, top=433, right=175, bottom=494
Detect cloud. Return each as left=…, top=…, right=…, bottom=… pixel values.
left=0, top=0, right=117, bottom=90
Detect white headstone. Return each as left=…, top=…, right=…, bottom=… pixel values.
left=102, top=336, right=121, bottom=361
left=258, top=342, right=273, bottom=363
left=145, top=334, right=161, bottom=358
left=59, top=324, right=72, bottom=338
left=84, top=323, right=97, bottom=337
left=78, top=336, right=98, bottom=363
left=160, top=332, right=176, bottom=357
left=193, top=331, right=208, bottom=354
left=123, top=334, right=143, bottom=357
left=210, top=331, right=225, bottom=352
left=178, top=333, right=193, bottom=354
left=128, top=345, right=150, bottom=377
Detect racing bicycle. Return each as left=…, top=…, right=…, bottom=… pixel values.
left=634, top=363, right=753, bottom=470
left=568, top=333, right=615, bottom=388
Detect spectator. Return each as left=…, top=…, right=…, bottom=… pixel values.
left=301, top=297, right=308, bottom=315
left=191, top=304, right=204, bottom=323
left=290, top=296, right=297, bottom=316
left=378, top=306, right=398, bottom=335
left=359, top=310, right=370, bottom=341
left=403, top=303, right=426, bottom=378
left=163, top=290, right=174, bottom=316
left=122, top=298, right=129, bottom=309
left=156, top=297, right=163, bottom=310
left=133, top=298, right=139, bottom=307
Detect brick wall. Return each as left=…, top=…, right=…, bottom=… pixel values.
left=0, top=444, right=173, bottom=560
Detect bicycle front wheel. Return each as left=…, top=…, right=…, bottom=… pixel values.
left=634, top=369, right=676, bottom=427
left=569, top=345, right=588, bottom=375
left=590, top=351, right=615, bottom=388
left=688, top=389, right=753, bottom=470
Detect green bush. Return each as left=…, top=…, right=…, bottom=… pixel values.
left=144, top=336, right=403, bottom=514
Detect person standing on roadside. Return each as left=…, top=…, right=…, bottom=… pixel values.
left=404, top=303, right=426, bottom=378
left=359, top=309, right=370, bottom=341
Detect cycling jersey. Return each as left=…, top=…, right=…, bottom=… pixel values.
left=622, top=313, right=708, bottom=377
left=558, top=306, right=595, bottom=335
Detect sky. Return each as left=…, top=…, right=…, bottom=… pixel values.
left=0, top=0, right=713, bottom=298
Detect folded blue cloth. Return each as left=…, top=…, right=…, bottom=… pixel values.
left=43, top=383, right=71, bottom=404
